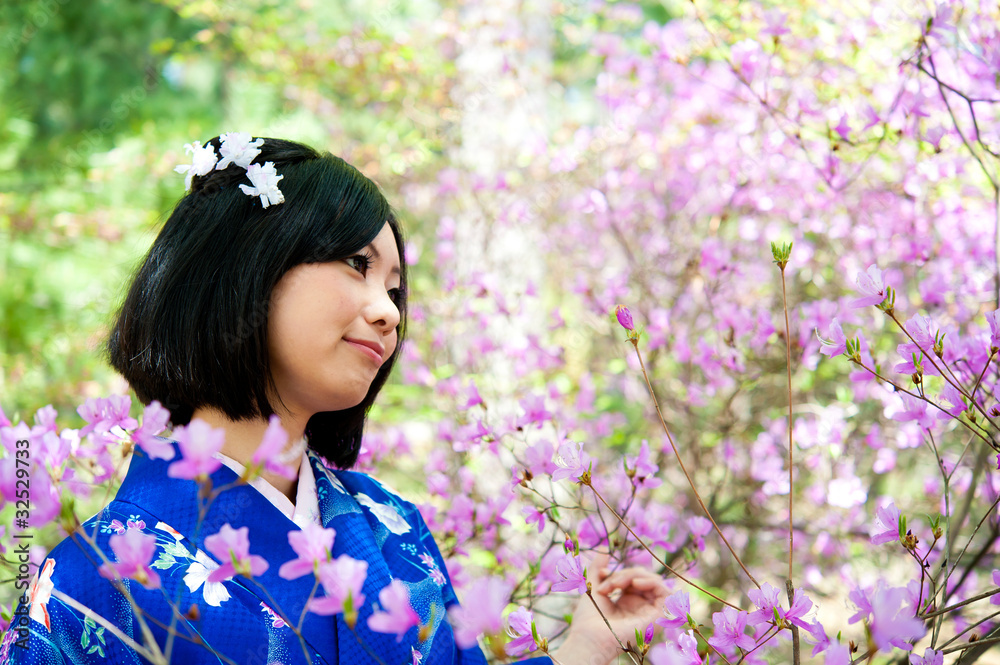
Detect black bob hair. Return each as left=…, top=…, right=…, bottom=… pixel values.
left=108, top=137, right=407, bottom=469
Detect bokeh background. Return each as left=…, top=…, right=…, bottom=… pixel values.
left=3, top=0, right=1000, bottom=661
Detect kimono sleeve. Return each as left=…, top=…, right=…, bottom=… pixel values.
left=2, top=556, right=145, bottom=665
left=406, top=504, right=553, bottom=665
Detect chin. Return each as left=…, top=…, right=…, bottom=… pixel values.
left=318, top=389, right=372, bottom=413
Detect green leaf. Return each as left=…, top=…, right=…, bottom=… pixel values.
left=151, top=552, right=177, bottom=570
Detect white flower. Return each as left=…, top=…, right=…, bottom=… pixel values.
left=154, top=520, right=184, bottom=541
left=174, top=141, right=219, bottom=191
left=216, top=132, right=264, bottom=170
left=356, top=493, right=411, bottom=535
left=28, top=559, right=56, bottom=632
left=183, top=551, right=231, bottom=606
left=239, top=162, right=285, bottom=208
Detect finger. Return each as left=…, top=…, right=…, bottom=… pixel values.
left=586, top=551, right=611, bottom=583
left=596, top=568, right=667, bottom=596
left=596, top=567, right=662, bottom=591
left=605, top=575, right=668, bottom=602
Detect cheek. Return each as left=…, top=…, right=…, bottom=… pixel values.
left=384, top=331, right=399, bottom=361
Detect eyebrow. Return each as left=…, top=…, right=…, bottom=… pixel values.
left=366, top=244, right=402, bottom=277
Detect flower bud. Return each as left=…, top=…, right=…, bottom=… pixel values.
left=615, top=305, right=634, bottom=331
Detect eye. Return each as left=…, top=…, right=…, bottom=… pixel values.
left=388, top=287, right=406, bottom=306
left=346, top=254, right=372, bottom=276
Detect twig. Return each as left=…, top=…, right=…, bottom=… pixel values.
left=778, top=262, right=795, bottom=583
left=585, top=589, right=641, bottom=665
left=585, top=483, right=739, bottom=609
left=629, top=340, right=761, bottom=588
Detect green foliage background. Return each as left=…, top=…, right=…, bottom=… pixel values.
left=1, top=0, right=448, bottom=422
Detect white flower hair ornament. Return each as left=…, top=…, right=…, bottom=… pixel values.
left=216, top=132, right=264, bottom=170
left=239, top=162, right=285, bottom=208
left=174, top=141, right=219, bottom=192
left=173, top=133, right=285, bottom=208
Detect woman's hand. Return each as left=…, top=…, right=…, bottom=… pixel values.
left=550, top=553, right=669, bottom=665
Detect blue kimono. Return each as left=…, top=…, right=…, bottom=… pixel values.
left=3, top=444, right=552, bottom=665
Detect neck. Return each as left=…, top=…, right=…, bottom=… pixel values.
left=188, top=406, right=309, bottom=502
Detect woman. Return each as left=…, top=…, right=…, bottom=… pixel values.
left=5, top=135, right=667, bottom=664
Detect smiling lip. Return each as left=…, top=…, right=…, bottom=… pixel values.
left=344, top=338, right=385, bottom=365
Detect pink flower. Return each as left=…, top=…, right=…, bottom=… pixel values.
left=167, top=419, right=225, bottom=480
left=615, top=305, right=634, bottom=331
left=761, top=9, right=790, bottom=38
left=785, top=589, right=815, bottom=630
left=551, top=554, right=588, bottom=594
left=132, top=401, right=173, bottom=460
left=204, top=524, right=269, bottom=582
left=460, top=382, right=483, bottom=410
left=991, top=570, right=1000, bottom=605
left=802, top=619, right=830, bottom=656
left=891, top=394, right=936, bottom=430
left=938, top=384, right=966, bottom=420
left=447, top=576, right=511, bottom=649
left=818, top=318, right=847, bottom=357
left=308, top=555, right=368, bottom=616
left=687, top=516, right=712, bottom=551
left=656, top=591, right=691, bottom=635
left=871, top=501, right=901, bottom=545
left=505, top=607, right=538, bottom=656
left=99, top=529, right=161, bottom=590
left=847, top=584, right=873, bottom=624
left=522, top=506, right=546, bottom=533
left=870, top=582, right=924, bottom=651
left=552, top=441, right=588, bottom=482
left=78, top=396, right=139, bottom=437
left=987, top=311, right=1000, bottom=351
left=825, top=642, right=851, bottom=665
left=250, top=415, right=297, bottom=480
left=31, top=405, right=57, bottom=435
left=708, top=606, right=755, bottom=652
left=367, top=580, right=421, bottom=642
left=648, top=630, right=702, bottom=665
left=909, top=648, right=943, bottom=665
left=279, top=523, right=336, bottom=580
left=747, top=582, right=784, bottom=626
left=627, top=440, right=662, bottom=488
left=851, top=265, right=888, bottom=308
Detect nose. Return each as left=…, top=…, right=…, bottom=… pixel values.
left=366, top=285, right=401, bottom=337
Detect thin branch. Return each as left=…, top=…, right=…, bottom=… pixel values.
left=585, top=483, right=738, bottom=609
left=629, top=340, right=761, bottom=588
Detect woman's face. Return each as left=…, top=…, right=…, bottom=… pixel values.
left=267, top=223, right=401, bottom=418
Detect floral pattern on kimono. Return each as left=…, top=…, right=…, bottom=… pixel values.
left=4, top=442, right=552, bottom=665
